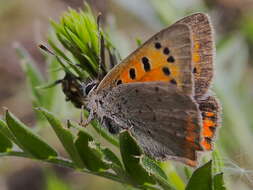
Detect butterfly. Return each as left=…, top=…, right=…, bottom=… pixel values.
left=81, top=13, right=221, bottom=167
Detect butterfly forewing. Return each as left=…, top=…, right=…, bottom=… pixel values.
left=97, top=23, right=194, bottom=95
left=177, top=13, right=215, bottom=98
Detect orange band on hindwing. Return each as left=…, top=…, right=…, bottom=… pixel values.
left=197, top=95, right=221, bottom=150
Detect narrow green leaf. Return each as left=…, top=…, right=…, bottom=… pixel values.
left=140, top=156, right=175, bottom=190
left=141, top=156, right=167, bottom=180
left=186, top=161, right=212, bottom=190
left=212, top=149, right=224, bottom=174
left=159, top=162, right=185, bottom=190
left=119, top=130, right=155, bottom=185
left=5, top=110, right=58, bottom=159
left=48, top=35, right=71, bottom=62
left=0, top=131, right=12, bottom=152
left=213, top=173, right=226, bottom=190
left=16, top=46, right=44, bottom=105
left=0, top=119, right=19, bottom=145
left=36, top=80, right=61, bottom=90
left=101, top=148, right=122, bottom=168
left=38, top=108, right=84, bottom=168
left=100, top=147, right=129, bottom=180
left=183, top=166, right=192, bottom=180
left=74, top=130, right=108, bottom=171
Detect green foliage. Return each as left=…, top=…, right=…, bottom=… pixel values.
left=0, top=3, right=228, bottom=190
left=75, top=130, right=109, bottom=171
left=39, top=108, right=84, bottom=168
left=49, top=3, right=116, bottom=80
left=186, top=161, right=213, bottom=190
left=119, top=130, right=156, bottom=185
left=0, top=130, right=12, bottom=152
left=213, top=173, right=226, bottom=190
left=5, top=110, right=58, bottom=159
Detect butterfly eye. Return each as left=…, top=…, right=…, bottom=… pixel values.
left=84, top=83, right=97, bottom=95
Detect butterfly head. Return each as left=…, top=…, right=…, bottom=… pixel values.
left=83, top=81, right=99, bottom=96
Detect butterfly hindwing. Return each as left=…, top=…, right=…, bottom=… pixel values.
left=97, top=23, right=193, bottom=95
left=197, top=94, right=221, bottom=150
left=100, top=82, right=202, bottom=166
left=177, top=13, right=215, bottom=98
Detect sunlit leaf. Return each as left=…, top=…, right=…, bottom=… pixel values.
left=0, top=131, right=12, bottom=152
left=213, top=173, right=226, bottom=190
left=5, top=110, right=58, bottom=159
left=74, top=130, right=108, bottom=171
left=186, top=161, right=212, bottom=190
left=39, top=108, right=84, bottom=168
left=119, top=130, right=155, bottom=185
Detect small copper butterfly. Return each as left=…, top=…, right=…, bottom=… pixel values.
left=82, top=13, right=221, bottom=167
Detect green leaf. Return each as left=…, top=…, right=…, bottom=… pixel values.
left=0, top=131, right=12, bottom=152
left=16, top=45, right=44, bottom=106
left=0, top=119, right=20, bottom=146
left=213, top=173, right=226, bottom=190
left=36, top=80, right=61, bottom=90
left=101, top=147, right=122, bottom=168
left=119, top=130, right=155, bottom=185
left=5, top=110, right=58, bottom=159
left=159, top=162, right=185, bottom=190
left=183, top=166, right=192, bottom=180
left=100, top=147, right=129, bottom=180
left=186, top=161, right=212, bottom=190
left=140, top=156, right=175, bottom=190
left=141, top=156, right=167, bottom=180
left=74, top=130, right=108, bottom=171
left=38, top=108, right=84, bottom=168
left=212, top=149, right=224, bottom=174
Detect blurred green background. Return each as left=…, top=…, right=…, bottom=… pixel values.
left=0, top=0, right=253, bottom=189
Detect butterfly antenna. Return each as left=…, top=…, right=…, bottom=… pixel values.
left=38, top=44, right=55, bottom=55
left=39, top=44, right=79, bottom=75
left=107, top=47, right=118, bottom=69
left=97, top=13, right=107, bottom=80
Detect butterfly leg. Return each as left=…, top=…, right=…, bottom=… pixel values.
left=79, top=105, right=95, bottom=127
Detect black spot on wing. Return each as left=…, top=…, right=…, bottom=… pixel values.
left=154, top=42, right=161, bottom=49
left=170, top=79, right=177, bottom=85
left=129, top=68, right=136, bottom=80
left=162, top=67, right=171, bottom=76
left=163, top=47, right=170, bottom=55
left=167, top=56, right=175, bottom=63
left=141, top=57, right=151, bottom=72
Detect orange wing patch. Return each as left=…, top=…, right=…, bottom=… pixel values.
left=198, top=96, right=221, bottom=151
left=96, top=23, right=193, bottom=95
left=119, top=43, right=180, bottom=86
left=192, top=37, right=201, bottom=74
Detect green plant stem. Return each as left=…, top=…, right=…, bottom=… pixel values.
left=0, top=151, right=126, bottom=184
left=159, top=162, right=185, bottom=190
